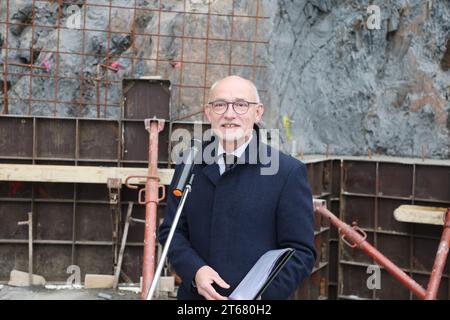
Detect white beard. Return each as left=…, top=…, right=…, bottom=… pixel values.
left=213, top=126, right=247, bottom=143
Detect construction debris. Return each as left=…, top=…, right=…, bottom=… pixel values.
left=8, top=270, right=46, bottom=287
left=118, top=286, right=141, bottom=294
left=45, top=284, right=83, bottom=290
left=97, top=292, right=113, bottom=300
left=158, top=276, right=175, bottom=293
left=84, top=274, right=115, bottom=289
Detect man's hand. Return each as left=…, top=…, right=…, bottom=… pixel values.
left=194, top=265, right=230, bottom=300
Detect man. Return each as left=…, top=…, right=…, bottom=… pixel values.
left=159, top=75, right=316, bottom=300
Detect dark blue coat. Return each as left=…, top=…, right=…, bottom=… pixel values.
left=159, top=135, right=316, bottom=300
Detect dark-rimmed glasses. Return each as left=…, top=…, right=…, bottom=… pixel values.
left=208, top=100, right=259, bottom=115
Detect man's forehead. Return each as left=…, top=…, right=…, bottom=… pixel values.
left=211, top=81, right=255, bottom=99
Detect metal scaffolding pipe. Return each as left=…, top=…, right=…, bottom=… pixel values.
left=141, top=118, right=165, bottom=300
left=425, top=209, right=450, bottom=300
left=313, top=200, right=427, bottom=300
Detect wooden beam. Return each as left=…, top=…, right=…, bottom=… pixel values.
left=394, top=205, right=447, bottom=226
left=0, top=164, right=174, bottom=185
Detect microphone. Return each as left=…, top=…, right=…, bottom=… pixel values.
left=172, top=139, right=201, bottom=197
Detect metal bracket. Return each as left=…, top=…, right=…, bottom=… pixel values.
left=107, top=178, right=122, bottom=207
left=340, top=225, right=367, bottom=248
left=124, top=175, right=165, bottom=205
left=144, top=117, right=165, bottom=133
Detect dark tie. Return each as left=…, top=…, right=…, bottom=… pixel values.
left=223, top=153, right=237, bottom=172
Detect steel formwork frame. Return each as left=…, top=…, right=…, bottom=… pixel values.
left=0, top=76, right=179, bottom=287
left=2, top=119, right=450, bottom=300
left=0, top=0, right=269, bottom=119
left=302, top=156, right=450, bottom=300
left=315, top=201, right=450, bottom=300
left=339, top=160, right=450, bottom=300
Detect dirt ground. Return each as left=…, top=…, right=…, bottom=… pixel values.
left=0, top=284, right=176, bottom=300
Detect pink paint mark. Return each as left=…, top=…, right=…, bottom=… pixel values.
left=41, top=60, right=51, bottom=73
left=170, top=61, right=182, bottom=69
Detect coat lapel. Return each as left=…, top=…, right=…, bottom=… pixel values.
left=200, top=137, right=221, bottom=186
left=202, top=162, right=221, bottom=186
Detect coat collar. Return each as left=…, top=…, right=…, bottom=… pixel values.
left=201, top=124, right=264, bottom=186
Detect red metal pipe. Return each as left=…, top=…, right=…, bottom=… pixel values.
left=425, top=209, right=450, bottom=300
left=141, top=119, right=164, bottom=300
left=313, top=200, right=427, bottom=300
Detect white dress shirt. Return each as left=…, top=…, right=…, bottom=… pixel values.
left=216, top=135, right=253, bottom=175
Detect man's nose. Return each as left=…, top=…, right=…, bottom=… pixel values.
left=223, top=103, right=237, bottom=117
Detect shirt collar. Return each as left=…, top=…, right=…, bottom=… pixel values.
left=217, top=135, right=253, bottom=158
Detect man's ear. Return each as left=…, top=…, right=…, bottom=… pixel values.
left=255, top=104, right=264, bottom=123
left=204, top=104, right=212, bottom=122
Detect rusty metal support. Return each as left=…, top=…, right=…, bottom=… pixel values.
left=425, top=209, right=450, bottom=300
left=18, top=212, right=33, bottom=286
left=141, top=118, right=165, bottom=299
left=8, top=61, right=48, bottom=71
left=96, top=64, right=101, bottom=118
left=140, top=118, right=165, bottom=299
left=313, top=199, right=427, bottom=300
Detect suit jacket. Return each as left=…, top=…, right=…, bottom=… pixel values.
left=158, top=133, right=316, bottom=300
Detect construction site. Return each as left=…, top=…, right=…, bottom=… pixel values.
left=0, top=0, right=449, bottom=301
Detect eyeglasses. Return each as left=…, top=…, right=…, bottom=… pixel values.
left=208, top=100, right=259, bottom=115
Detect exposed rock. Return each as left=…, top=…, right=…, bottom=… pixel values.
left=10, top=4, right=34, bottom=36
left=268, top=0, right=450, bottom=159
left=0, top=0, right=449, bottom=159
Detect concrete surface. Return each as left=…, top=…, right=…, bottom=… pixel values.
left=0, top=284, right=142, bottom=300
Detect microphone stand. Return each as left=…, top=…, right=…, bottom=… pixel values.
left=146, top=174, right=195, bottom=300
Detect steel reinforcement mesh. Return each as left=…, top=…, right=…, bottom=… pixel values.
left=0, top=0, right=269, bottom=120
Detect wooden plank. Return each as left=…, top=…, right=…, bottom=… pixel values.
left=84, top=274, right=115, bottom=289
left=394, top=205, right=447, bottom=226
left=0, top=164, right=174, bottom=185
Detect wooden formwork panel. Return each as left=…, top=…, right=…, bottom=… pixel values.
left=122, top=80, right=170, bottom=121
left=0, top=244, right=28, bottom=280
left=34, top=203, right=73, bottom=241
left=343, top=161, right=377, bottom=195
left=74, top=245, right=115, bottom=279
left=33, top=245, right=72, bottom=281
left=0, top=202, right=31, bottom=240
left=0, top=79, right=176, bottom=284
left=78, top=120, right=119, bottom=160
left=0, top=117, right=33, bottom=157
left=36, top=119, right=76, bottom=159
left=415, top=165, right=450, bottom=202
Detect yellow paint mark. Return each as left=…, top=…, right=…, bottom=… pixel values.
left=282, top=115, right=293, bottom=142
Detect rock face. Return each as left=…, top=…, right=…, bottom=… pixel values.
left=268, top=0, right=450, bottom=159
left=0, top=0, right=449, bottom=159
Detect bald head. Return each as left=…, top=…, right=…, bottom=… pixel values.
left=208, top=76, right=260, bottom=104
